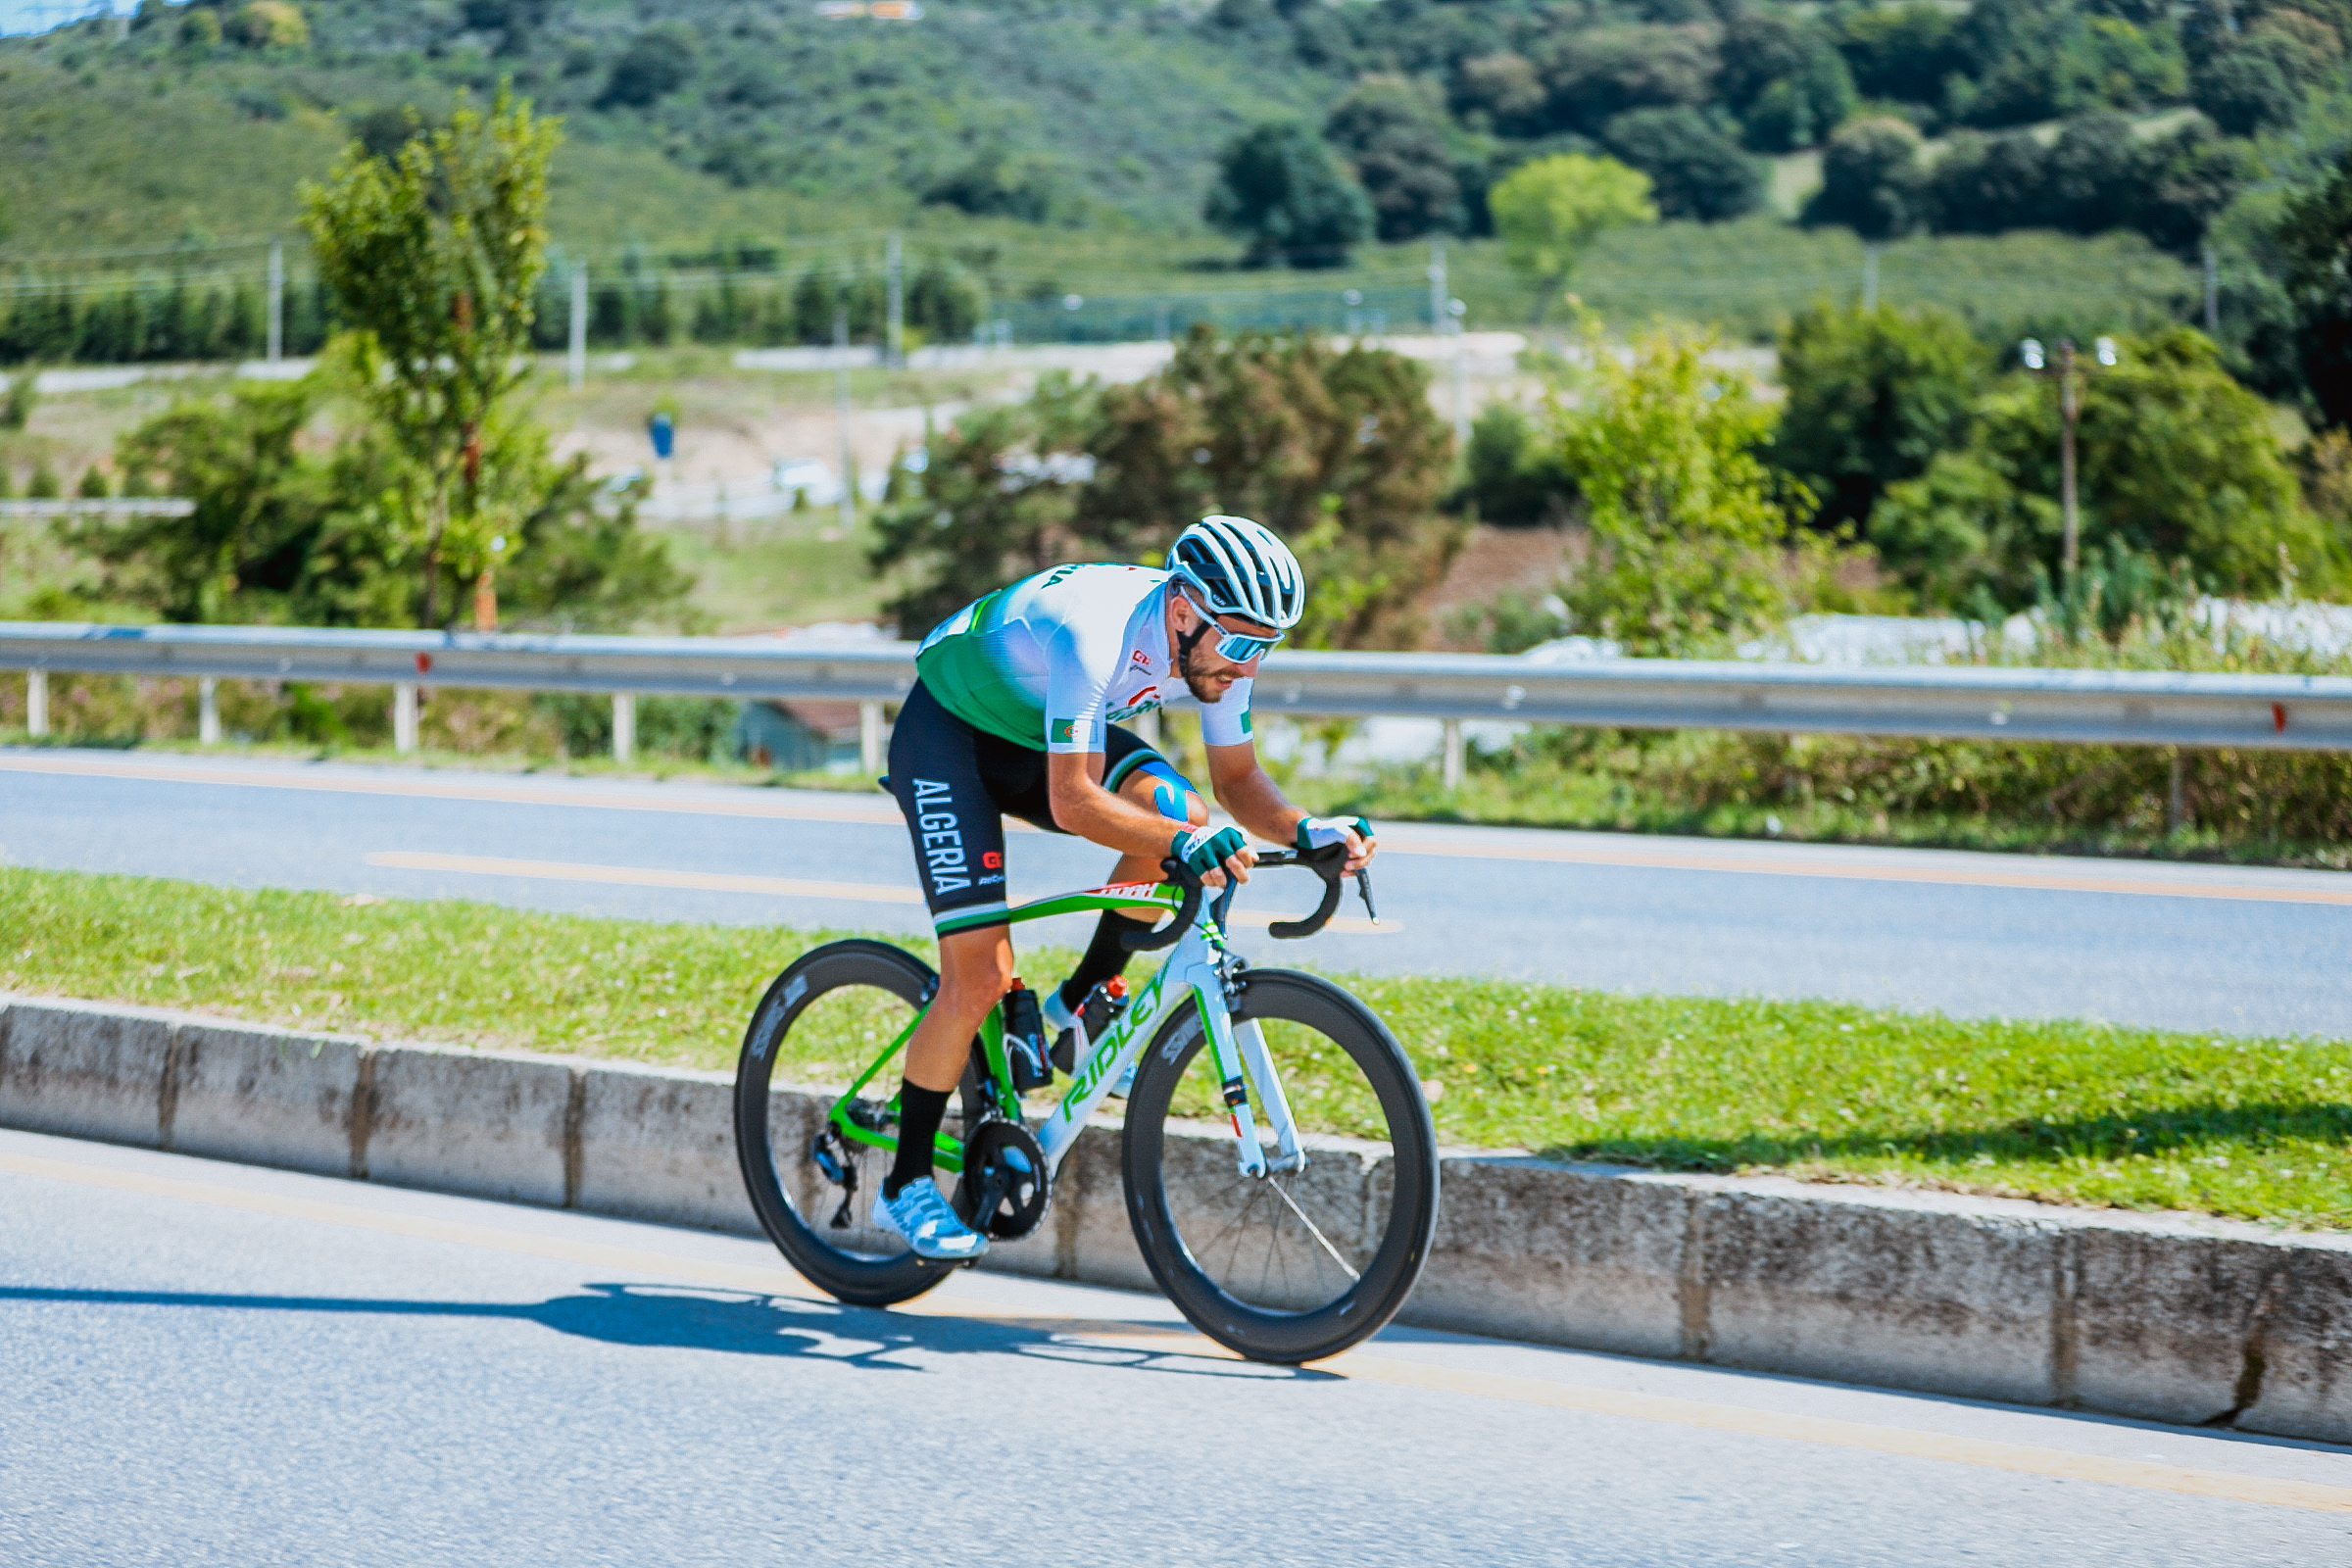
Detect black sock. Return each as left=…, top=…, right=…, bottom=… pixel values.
left=1057, top=910, right=1139, bottom=1012
left=885, top=1084, right=952, bottom=1200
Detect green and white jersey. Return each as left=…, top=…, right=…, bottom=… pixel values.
left=914, top=564, right=1256, bottom=754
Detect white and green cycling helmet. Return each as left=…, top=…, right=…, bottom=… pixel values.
left=1169, top=514, right=1304, bottom=661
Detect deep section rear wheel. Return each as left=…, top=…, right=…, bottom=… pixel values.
left=733, top=939, right=984, bottom=1307
left=1121, top=968, right=1439, bottom=1364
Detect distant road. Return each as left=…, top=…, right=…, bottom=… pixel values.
left=6, top=1128, right=2349, bottom=1567
left=3, top=747, right=2349, bottom=1039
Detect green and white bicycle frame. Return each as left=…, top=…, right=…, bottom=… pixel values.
left=825, top=878, right=1302, bottom=1183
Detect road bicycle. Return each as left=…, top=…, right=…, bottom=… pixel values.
left=732, top=843, right=1440, bottom=1364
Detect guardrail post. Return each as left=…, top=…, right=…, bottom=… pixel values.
left=858, top=700, right=884, bottom=777
left=198, top=678, right=220, bottom=746
left=1442, top=719, right=1464, bottom=791
left=25, top=669, right=48, bottom=737
left=612, top=694, right=636, bottom=763
left=392, top=683, right=418, bottom=754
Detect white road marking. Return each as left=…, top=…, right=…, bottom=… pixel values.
left=364, top=850, right=1395, bottom=932
left=10, top=750, right=2346, bottom=907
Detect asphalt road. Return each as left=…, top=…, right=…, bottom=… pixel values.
left=3, top=747, right=2349, bottom=1039
left=4, top=1127, right=2348, bottom=1567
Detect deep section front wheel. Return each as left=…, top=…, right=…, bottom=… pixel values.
left=1121, top=967, right=1440, bottom=1363
left=733, top=939, right=983, bottom=1307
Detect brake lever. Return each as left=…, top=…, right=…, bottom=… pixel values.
left=1355, top=868, right=1378, bottom=925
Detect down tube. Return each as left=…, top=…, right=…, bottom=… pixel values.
left=1035, top=948, right=1209, bottom=1174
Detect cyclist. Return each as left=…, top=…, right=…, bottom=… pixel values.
left=874, top=514, right=1376, bottom=1260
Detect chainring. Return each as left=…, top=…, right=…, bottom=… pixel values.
left=955, top=1118, right=1052, bottom=1241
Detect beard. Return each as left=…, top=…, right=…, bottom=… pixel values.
left=1174, top=630, right=1227, bottom=705
left=1180, top=666, right=1226, bottom=705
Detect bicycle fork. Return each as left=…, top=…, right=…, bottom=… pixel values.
left=1199, top=990, right=1306, bottom=1179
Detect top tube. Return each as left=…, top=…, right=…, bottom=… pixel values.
left=1001, top=880, right=1184, bottom=927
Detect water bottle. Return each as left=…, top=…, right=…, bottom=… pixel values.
left=1002, top=981, right=1052, bottom=1092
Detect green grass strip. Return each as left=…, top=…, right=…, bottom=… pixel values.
left=4, top=866, right=2348, bottom=1231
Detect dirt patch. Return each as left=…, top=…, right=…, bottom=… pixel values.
left=1418, top=524, right=1578, bottom=649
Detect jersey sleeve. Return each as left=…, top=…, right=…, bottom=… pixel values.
left=1198, top=676, right=1255, bottom=748
left=1043, top=615, right=1118, bottom=754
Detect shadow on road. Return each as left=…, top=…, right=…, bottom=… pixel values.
left=0, top=1282, right=1325, bottom=1380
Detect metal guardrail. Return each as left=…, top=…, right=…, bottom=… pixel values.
left=4, top=622, right=2351, bottom=769
left=0, top=499, right=195, bottom=518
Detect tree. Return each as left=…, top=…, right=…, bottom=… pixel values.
left=2280, top=145, right=2352, bottom=428
left=601, top=25, right=697, bottom=109
left=1074, top=328, right=1460, bottom=648
left=1835, top=3, right=1965, bottom=108
left=1324, top=79, right=1463, bottom=243
left=85, top=378, right=340, bottom=624
left=1490, top=154, right=1656, bottom=321
left=1553, top=324, right=1811, bottom=655
left=1599, top=108, right=1764, bottom=223
left=1770, top=302, right=1986, bottom=532
left=302, top=88, right=561, bottom=627
left=868, top=374, right=1101, bottom=637
left=1874, top=328, right=2324, bottom=607
left=1459, top=402, right=1577, bottom=527
left=1720, top=14, right=1857, bottom=153
left=1449, top=51, right=1546, bottom=137
left=2192, top=46, right=2302, bottom=137
left=1927, top=130, right=2048, bottom=233
left=1536, top=26, right=1719, bottom=135
left=85, top=375, right=689, bottom=629
left=1203, top=122, right=1373, bottom=268
left=1803, top=117, right=1929, bottom=241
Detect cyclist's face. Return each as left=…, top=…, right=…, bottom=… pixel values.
left=1175, top=599, right=1276, bottom=702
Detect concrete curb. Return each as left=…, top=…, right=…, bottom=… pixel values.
left=4, top=993, right=2347, bottom=1443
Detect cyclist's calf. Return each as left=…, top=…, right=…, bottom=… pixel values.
left=906, top=925, right=1016, bottom=1092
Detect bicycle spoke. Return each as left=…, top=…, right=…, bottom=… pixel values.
left=1267, top=1175, right=1361, bottom=1284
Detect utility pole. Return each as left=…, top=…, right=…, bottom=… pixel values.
left=567, top=263, right=589, bottom=390
left=1862, top=244, right=1879, bottom=312
left=834, top=305, right=856, bottom=537
left=885, top=231, right=905, bottom=368
left=1449, top=297, right=1469, bottom=452
left=2202, top=244, right=2221, bottom=338
left=266, top=240, right=284, bottom=364
left=1427, top=241, right=1446, bottom=338
left=2020, top=335, right=2118, bottom=582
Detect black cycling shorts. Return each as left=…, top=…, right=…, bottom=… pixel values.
left=885, top=678, right=1193, bottom=936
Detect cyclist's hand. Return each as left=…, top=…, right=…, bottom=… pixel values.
left=1297, top=813, right=1376, bottom=873
left=1174, top=823, right=1254, bottom=888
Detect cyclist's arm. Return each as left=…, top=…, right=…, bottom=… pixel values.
left=1045, top=752, right=1200, bottom=858
left=1204, top=741, right=1375, bottom=872
left=1046, top=752, right=1256, bottom=883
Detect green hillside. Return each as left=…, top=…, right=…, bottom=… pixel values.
left=2, top=0, right=2347, bottom=378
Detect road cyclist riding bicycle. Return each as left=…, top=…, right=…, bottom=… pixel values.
left=873, top=514, right=1374, bottom=1258
left=731, top=514, right=1436, bottom=1362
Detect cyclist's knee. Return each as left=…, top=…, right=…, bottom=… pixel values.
left=936, top=925, right=1015, bottom=1002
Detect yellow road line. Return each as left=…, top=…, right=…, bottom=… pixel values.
left=10, top=749, right=2348, bottom=908
left=5, top=1145, right=2347, bottom=1514
left=1379, top=832, right=2352, bottom=908
left=364, top=851, right=923, bottom=905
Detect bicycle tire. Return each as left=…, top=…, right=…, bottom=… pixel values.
left=733, top=938, right=984, bottom=1307
left=1121, top=967, right=1440, bottom=1364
